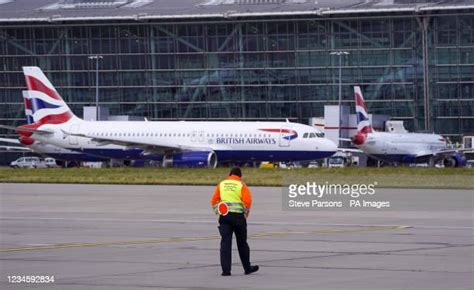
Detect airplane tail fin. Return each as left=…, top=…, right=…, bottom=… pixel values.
left=354, top=86, right=373, bottom=135
left=22, top=91, right=34, bottom=124
left=22, top=66, right=79, bottom=125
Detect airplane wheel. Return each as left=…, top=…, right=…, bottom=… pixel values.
left=443, top=157, right=457, bottom=167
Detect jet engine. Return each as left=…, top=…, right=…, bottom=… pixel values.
left=162, top=151, right=218, bottom=168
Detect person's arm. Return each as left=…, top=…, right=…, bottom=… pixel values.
left=211, top=184, right=221, bottom=214
left=241, top=184, right=252, bottom=218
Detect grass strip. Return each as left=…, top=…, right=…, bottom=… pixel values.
left=0, top=167, right=473, bottom=189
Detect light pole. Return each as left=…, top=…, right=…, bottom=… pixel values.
left=88, top=55, right=103, bottom=121
left=330, top=51, right=349, bottom=148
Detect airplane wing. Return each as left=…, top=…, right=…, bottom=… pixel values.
left=61, top=130, right=230, bottom=154
left=0, top=145, right=32, bottom=151
left=414, top=147, right=468, bottom=158
left=338, top=147, right=362, bottom=153
left=0, top=137, right=20, bottom=144
left=0, top=125, right=53, bottom=135
left=0, top=137, right=32, bottom=151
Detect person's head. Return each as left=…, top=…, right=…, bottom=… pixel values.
left=229, top=167, right=242, bottom=177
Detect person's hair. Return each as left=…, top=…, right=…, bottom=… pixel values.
left=229, top=167, right=242, bottom=177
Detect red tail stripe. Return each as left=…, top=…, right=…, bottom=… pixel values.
left=359, top=126, right=373, bottom=134
left=24, top=98, right=31, bottom=110
left=25, top=75, right=62, bottom=101
left=16, top=111, right=72, bottom=137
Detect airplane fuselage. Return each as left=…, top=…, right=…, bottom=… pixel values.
left=32, top=120, right=336, bottom=163
left=357, top=131, right=447, bottom=163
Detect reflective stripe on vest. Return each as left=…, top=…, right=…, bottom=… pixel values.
left=219, top=179, right=244, bottom=213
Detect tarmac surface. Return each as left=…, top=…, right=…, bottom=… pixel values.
left=0, top=183, right=473, bottom=289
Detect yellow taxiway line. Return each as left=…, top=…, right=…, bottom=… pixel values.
left=0, top=225, right=411, bottom=253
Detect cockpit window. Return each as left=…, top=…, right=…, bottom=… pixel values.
left=303, top=133, right=309, bottom=138
left=309, top=133, right=316, bottom=138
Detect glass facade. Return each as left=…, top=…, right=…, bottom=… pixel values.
left=1, top=12, right=473, bottom=140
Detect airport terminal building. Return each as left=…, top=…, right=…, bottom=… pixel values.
left=1, top=0, right=473, bottom=145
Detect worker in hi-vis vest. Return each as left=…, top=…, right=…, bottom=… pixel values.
left=211, top=167, right=259, bottom=276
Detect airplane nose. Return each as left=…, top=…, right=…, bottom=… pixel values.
left=323, top=138, right=338, bottom=155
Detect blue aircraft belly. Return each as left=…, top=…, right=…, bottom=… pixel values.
left=215, top=150, right=335, bottom=162
left=65, top=148, right=334, bottom=162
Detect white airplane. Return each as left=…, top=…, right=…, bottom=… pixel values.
left=344, top=86, right=465, bottom=166
left=1, top=67, right=337, bottom=168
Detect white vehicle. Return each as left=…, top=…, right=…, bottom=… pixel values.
left=10, top=156, right=46, bottom=168
left=343, top=86, right=465, bottom=167
left=466, top=160, right=474, bottom=168
left=328, top=156, right=345, bottom=168
left=43, top=157, right=59, bottom=168
left=307, top=161, right=320, bottom=168
left=2, top=67, right=337, bottom=168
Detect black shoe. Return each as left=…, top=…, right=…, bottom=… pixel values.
left=245, top=265, right=259, bottom=275
left=221, top=272, right=231, bottom=276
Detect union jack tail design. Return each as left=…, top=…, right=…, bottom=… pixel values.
left=22, top=91, right=33, bottom=124
left=22, top=66, right=77, bottom=126
left=354, top=86, right=373, bottom=135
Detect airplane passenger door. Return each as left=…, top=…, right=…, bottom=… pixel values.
left=69, top=124, right=80, bottom=145
left=279, top=126, right=291, bottom=147
left=198, top=131, right=205, bottom=143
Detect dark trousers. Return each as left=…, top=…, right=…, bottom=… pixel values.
left=218, top=212, right=251, bottom=273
